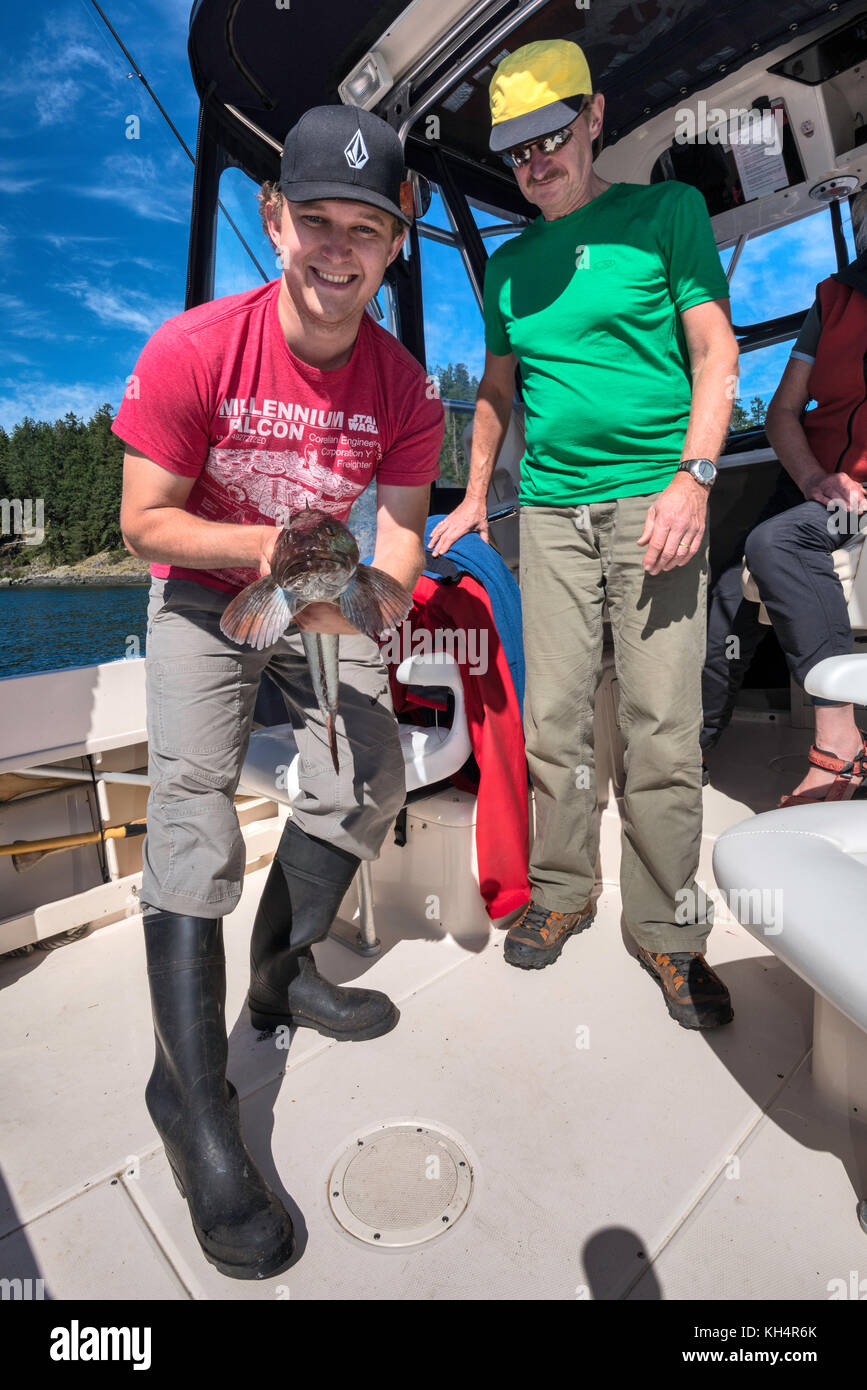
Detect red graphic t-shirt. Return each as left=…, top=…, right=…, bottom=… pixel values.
left=112, top=279, right=444, bottom=592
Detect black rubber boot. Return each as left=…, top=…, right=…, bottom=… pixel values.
left=248, top=820, right=398, bottom=1041
left=143, top=911, right=296, bottom=1279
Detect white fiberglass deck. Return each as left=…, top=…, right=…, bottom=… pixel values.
left=1, top=718, right=865, bottom=1301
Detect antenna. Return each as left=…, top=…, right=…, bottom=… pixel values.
left=84, top=0, right=269, bottom=284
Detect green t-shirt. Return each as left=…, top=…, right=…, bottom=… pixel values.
left=483, top=180, right=730, bottom=505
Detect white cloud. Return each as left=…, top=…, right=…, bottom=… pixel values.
left=0, top=377, right=128, bottom=432
left=0, top=177, right=41, bottom=194
left=37, top=232, right=161, bottom=273
left=0, top=23, right=129, bottom=132
left=60, top=279, right=181, bottom=336
left=0, top=293, right=59, bottom=339
left=73, top=151, right=190, bottom=224
left=40, top=232, right=115, bottom=251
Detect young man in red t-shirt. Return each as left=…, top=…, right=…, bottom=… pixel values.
left=114, top=105, right=443, bottom=1279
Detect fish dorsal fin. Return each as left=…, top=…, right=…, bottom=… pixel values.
left=220, top=576, right=298, bottom=650
left=338, top=564, right=412, bottom=639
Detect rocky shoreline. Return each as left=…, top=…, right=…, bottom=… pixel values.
left=0, top=550, right=150, bottom=588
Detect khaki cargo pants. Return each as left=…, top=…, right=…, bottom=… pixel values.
left=141, top=577, right=406, bottom=919
left=520, top=494, right=712, bottom=954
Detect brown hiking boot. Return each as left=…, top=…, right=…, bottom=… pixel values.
left=637, top=947, right=733, bottom=1030
left=504, top=900, right=593, bottom=970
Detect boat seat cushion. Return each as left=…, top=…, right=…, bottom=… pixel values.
left=239, top=653, right=471, bottom=803
left=741, top=529, right=865, bottom=625
left=713, top=801, right=867, bottom=1032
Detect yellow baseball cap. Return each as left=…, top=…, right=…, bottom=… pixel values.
left=489, top=39, right=592, bottom=153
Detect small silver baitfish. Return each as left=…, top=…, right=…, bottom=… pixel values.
left=220, top=505, right=412, bottom=772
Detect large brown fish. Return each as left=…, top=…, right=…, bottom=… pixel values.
left=220, top=506, right=412, bottom=772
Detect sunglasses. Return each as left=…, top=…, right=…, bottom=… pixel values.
left=500, top=103, right=589, bottom=168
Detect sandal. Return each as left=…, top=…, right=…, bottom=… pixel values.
left=778, top=733, right=867, bottom=808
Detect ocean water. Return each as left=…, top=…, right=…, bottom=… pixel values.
left=0, top=585, right=150, bottom=680
left=0, top=490, right=379, bottom=682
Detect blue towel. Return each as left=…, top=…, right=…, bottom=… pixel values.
left=421, top=516, right=524, bottom=710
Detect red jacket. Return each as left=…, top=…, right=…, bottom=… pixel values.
left=385, top=573, right=530, bottom=920
left=804, top=275, right=867, bottom=480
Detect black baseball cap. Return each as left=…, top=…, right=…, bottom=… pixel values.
left=280, top=105, right=410, bottom=227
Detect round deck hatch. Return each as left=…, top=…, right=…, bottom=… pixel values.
left=328, top=1123, right=473, bottom=1247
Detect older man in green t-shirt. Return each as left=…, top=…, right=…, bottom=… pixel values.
left=430, top=39, right=739, bottom=1030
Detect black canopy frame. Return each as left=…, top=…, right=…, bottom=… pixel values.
left=185, top=0, right=854, bottom=317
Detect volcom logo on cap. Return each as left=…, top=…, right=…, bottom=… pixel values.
left=344, top=129, right=369, bottom=169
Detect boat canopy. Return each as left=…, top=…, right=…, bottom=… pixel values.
left=187, top=0, right=847, bottom=177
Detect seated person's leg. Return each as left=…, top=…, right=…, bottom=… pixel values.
left=701, top=471, right=802, bottom=754
left=701, top=562, right=768, bottom=754
left=744, top=501, right=865, bottom=803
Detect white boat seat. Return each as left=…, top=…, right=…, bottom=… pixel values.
left=740, top=526, right=867, bottom=628
left=239, top=652, right=471, bottom=804
left=713, top=798, right=867, bottom=1033
left=238, top=652, right=473, bottom=956
left=714, top=651, right=867, bottom=1032
left=713, top=652, right=867, bottom=1229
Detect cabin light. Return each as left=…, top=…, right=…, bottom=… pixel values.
left=339, top=50, right=393, bottom=109
left=809, top=173, right=859, bottom=201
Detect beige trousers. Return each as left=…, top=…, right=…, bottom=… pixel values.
left=520, top=495, right=713, bottom=953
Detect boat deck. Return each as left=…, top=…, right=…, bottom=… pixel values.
left=2, top=717, right=865, bottom=1301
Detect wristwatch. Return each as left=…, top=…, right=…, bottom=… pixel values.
left=676, top=457, right=718, bottom=489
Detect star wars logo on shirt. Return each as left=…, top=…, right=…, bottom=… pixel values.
left=193, top=396, right=385, bottom=589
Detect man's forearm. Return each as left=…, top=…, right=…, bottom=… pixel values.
left=370, top=533, right=425, bottom=594
left=680, top=349, right=738, bottom=463
left=765, top=407, right=825, bottom=495
left=122, top=508, right=274, bottom=569
left=465, top=386, right=513, bottom=501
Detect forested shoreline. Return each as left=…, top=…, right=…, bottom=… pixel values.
left=0, top=370, right=767, bottom=582
left=0, top=404, right=128, bottom=579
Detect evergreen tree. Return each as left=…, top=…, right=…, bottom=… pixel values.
left=0, top=404, right=126, bottom=572
left=729, top=395, right=769, bottom=432
left=431, top=361, right=480, bottom=485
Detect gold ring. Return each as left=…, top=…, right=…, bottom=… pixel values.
left=677, top=543, right=688, bottom=551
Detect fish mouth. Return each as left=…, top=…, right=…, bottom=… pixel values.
left=281, top=555, right=348, bottom=581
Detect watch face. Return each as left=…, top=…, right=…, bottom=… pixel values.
left=696, top=460, right=715, bottom=483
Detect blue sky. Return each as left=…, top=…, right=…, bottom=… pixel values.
left=0, top=1, right=197, bottom=431
left=0, top=1, right=856, bottom=434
